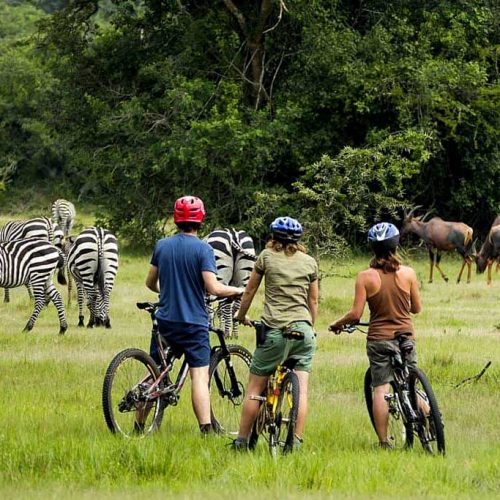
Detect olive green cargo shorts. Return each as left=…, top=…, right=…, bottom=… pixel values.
left=250, top=321, right=316, bottom=376
left=366, top=339, right=417, bottom=387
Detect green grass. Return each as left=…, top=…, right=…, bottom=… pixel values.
left=0, top=238, right=499, bottom=498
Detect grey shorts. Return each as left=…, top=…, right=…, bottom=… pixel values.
left=366, top=339, right=417, bottom=387
left=250, top=321, right=316, bottom=376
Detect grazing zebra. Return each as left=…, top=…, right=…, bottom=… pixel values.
left=67, top=227, right=118, bottom=328
left=205, top=228, right=256, bottom=338
left=0, top=217, right=64, bottom=302
left=0, top=239, right=67, bottom=333
left=51, top=199, right=76, bottom=237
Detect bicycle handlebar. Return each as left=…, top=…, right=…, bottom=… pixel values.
left=332, top=322, right=369, bottom=334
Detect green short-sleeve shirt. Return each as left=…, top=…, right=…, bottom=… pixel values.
left=254, top=248, right=318, bottom=328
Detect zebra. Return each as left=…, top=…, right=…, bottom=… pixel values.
left=67, top=227, right=118, bottom=328
left=51, top=199, right=76, bottom=237
left=0, top=217, right=64, bottom=303
left=0, top=239, right=67, bottom=333
left=205, top=228, right=256, bottom=338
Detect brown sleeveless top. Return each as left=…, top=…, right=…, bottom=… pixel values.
left=367, top=269, right=415, bottom=341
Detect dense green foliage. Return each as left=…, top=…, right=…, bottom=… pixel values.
left=1, top=1, right=498, bottom=249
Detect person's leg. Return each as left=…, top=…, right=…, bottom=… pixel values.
left=294, top=370, right=309, bottom=439
left=367, top=340, right=397, bottom=446
left=236, top=373, right=268, bottom=440
left=190, top=366, right=211, bottom=427
left=372, top=383, right=391, bottom=444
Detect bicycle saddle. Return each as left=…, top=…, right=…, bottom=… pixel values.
left=395, top=332, right=414, bottom=355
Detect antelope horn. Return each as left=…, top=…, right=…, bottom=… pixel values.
left=420, top=208, right=435, bottom=222
left=406, top=205, right=422, bottom=219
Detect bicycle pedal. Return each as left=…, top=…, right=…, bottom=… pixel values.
left=250, top=395, right=266, bottom=402
left=384, top=393, right=395, bottom=401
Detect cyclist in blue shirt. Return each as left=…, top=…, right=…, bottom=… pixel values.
left=146, top=196, right=243, bottom=434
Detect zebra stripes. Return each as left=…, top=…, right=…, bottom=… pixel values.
left=67, top=227, right=118, bottom=328
left=0, top=217, right=64, bottom=302
left=0, top=216, right=63, bottom=247
left=0, top=239, right=67, bottom=333
left=52, top=199, right=76, bottom=237
left=205, top=228, right=256, bottom=337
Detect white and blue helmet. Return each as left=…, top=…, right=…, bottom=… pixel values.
left=270, top=216, right=303, bottom=242
left=367, top=222, right=400, bottom=252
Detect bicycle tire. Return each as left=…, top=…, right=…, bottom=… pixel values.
left=408, top=368, right=445, bottom=455
left=102, top=348, right=165, bottom=437
left=364, top=368, right=414, bottom=449
left=209, top=344, right=252, bottom=436
left=274, top=371, right=300, bottom=455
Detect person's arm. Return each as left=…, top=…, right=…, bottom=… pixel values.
left=145, top=265, right=160, bottom=293
left=202, top=271, right=243, bottom=297
left=308, top=279, right=319, bottom=326
left=409, top=269, right=422, bottom=314
left=329, top=273, right=367, bottom=333
left=234, top=270, right=263, bottom=325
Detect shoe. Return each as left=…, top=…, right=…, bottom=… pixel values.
left=294, top=435, right=303, bottom=450
left=230, top=437, right=249, bottom=451
left=199, top=423, right=215, bottom=436
left=133, top=421, right=145, bottom=435
left=379, top=440, right=394, bottom=450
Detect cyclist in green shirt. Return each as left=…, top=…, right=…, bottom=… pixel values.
left=233, top=216, right=319, bottom=449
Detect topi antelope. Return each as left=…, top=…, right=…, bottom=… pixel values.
left=401, top=207, right=474, bottom=284
left=476, top=215, right=500, bottom=285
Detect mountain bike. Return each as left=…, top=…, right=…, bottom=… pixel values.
left=341, top=322, right=445, bottom=455
left=102, top=301, right=252, bottom=438
left=245, top=321, right=301, bottom=457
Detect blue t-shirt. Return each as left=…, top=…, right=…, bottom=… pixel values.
left=151, top=233, right=217, bottom=326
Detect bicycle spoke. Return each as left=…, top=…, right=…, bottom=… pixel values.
left=102, top=349, right=164, bottom=438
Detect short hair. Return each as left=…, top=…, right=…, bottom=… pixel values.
left=176, top=221, right=201, bottom=232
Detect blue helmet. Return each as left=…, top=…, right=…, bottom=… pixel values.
left=270, top=216, right=303, bottom=242
left=367, top=222, right=400, bottom=252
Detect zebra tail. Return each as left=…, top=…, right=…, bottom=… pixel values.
left=56, top=250, right=67, bottom=286
left=95, top=232, right=106, bottom=296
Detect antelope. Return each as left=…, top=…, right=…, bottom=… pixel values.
left=401, top=207, right=474, bottom=283
left=476, top=215, right=500, bottom=285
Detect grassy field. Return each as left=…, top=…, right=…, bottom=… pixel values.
left=0, top=212, right=499, bottom=498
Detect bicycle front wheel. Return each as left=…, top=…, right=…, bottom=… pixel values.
left=209, top=345, right=252, bottom=436
left=102, top=348, right=164, bottom=437
left=409, top=368, right=445, bottom=455
left=274, top=371, right=300, bottom=454
left=364, top=368, right=414, bottom=449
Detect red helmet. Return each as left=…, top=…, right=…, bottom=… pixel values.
left=173, top=196, right=205, bottom=223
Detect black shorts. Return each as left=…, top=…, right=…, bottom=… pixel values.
left=150, top=319, right=210, bottom=368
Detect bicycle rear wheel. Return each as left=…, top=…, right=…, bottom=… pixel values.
left=364, top=368, right=414, bottom=449
left=102, top=348, right=165, bottom=437
left=274, top=371, right=300, bottom=455
left=209, top=345, right=252, bottom=436
left=409, top=368, right=445, bottom=455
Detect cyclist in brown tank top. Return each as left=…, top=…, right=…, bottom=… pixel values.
left=329, top=223, right=422, bottom=448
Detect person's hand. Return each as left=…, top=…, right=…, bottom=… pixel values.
left=227, top=287, right=245, bottom=300
left=328, top=321, right=343, bottom=335
left=234, top=310, right=252, bottom=326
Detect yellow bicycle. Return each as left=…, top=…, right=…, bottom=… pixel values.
left=247, top=321, right=300, bottom=456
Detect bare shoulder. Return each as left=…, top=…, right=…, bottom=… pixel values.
left=398, top=265, right=418, bottom=281
left=357, top=268, right=377, bottom=282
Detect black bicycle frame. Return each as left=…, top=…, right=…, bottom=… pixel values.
left=137, top=301, right=243, bottom=402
